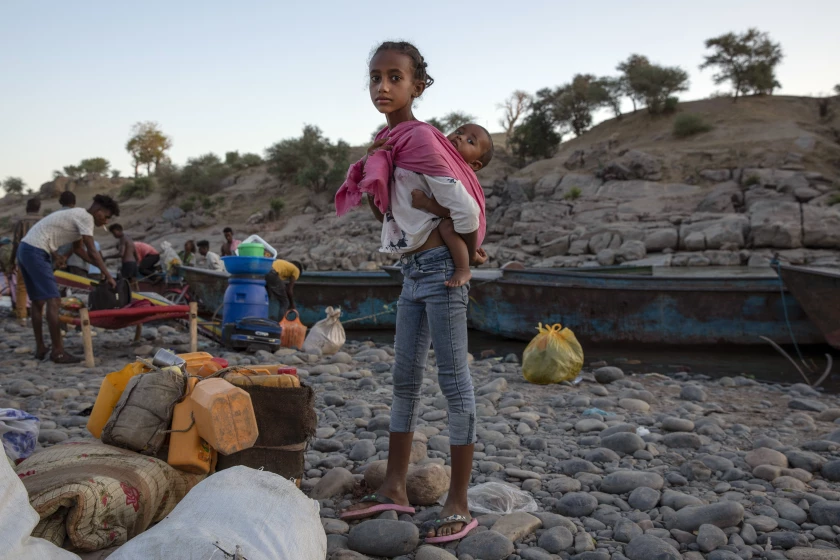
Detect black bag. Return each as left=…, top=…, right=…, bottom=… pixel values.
left=88, top=278, right=132, bottom=311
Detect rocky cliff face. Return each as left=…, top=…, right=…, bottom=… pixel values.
left=261, top=96, right=840, bottom=271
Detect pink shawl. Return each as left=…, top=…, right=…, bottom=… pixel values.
left=334, top=120, right=486, bottom=246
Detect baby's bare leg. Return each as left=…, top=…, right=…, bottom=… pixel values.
left=438, top=219, right=472, bottom=288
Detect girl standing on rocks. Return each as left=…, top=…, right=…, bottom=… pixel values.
left=337, top=41, right=483, bottom=544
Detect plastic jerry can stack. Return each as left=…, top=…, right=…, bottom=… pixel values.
left=167, top=377, right=217, bottom=474
left=190, top=378, right=259, bottom=455
left=87, top=352, right=214, bottom=438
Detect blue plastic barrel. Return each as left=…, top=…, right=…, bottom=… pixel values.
left=222, top=276, right=269, bottom=323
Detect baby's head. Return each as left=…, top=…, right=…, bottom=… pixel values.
left=448, top=124, right=494, bottom=172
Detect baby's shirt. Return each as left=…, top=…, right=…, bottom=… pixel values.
left=380, top=167, right=480, bottom=254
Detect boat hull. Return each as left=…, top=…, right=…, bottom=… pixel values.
left=176, top=266, right=401, bottom=329
left=468, top=268, right=823, bottom=345
left=778, top=265, right=840, bottom=350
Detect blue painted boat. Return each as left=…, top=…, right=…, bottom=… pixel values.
left=176, top=265, right=401, bottom=329
left=465, top=266, right=823, bottom=345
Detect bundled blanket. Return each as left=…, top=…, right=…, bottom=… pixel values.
left=16, top=441, right=204, bottom=552
left=334, top=120, right=486, bottom=246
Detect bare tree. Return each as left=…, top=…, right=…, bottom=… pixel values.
left=497, top=90, right=531, bottom=140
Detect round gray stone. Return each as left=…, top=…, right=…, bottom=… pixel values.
left=696, top=523, right=727, bottom=552
left=680, top=385, right=707, bottom=402
left=348, top=440, right=377, bottom=461
left=660, top=417, right=694, bottom=432
left=601, top=432, right=645, bottom=455
left=594, top=366, right=624, bottom=384
left=457, top=530, right=514, bottom=560
left=670, top=502, right=745, bottom=531
left=810, top=501, right=840, bottom=526
left=555, top=492, right=598, bottom=517
left=627, top=487, right=661, bottom=510
left=624, top=534, right=681, bottom=560
left=600, top=471, right=664, bottom=494
left=538, top=526, right=574, bottom=553
left=347, top=520, right=419, bottom=557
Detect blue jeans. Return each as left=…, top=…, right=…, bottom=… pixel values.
left=391, top=246, right=476, bottom=445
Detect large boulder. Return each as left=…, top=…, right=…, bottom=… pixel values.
left=679, top=215, right=750, bottom=250
left=741, top=168, right=810, bottom=192
left=598, top=150, right=663, bottom=181
left=696, top=181, right=743, bottom=213
left=749, top=200, right=802, bottom=248
left=803, top=205, right=840, bottom=249
left=644, top=228, right=678, bottom=252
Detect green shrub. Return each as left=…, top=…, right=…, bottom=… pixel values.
left=270, top=197, right=285, bottom=213
left=828, top=193, right=840, bottom=206
left=744, top=174, right=761, bottom=186
left=663, top=96, right=679, bottom=114
left=180, top=199, right=196, bottom=213
left=673, top=114, right=713, bottom=138
left=119, top=177, right=155, bottom=200
left=564, top=187, right=582, bottom=200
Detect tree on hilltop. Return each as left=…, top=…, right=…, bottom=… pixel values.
left=427, top=112, right=476, bottom=134
left=126, top=121, right=172, bottom=177
left=617, top=54, right=651, bottom=112
left=618, top=54, right=689, bottom=114
left=498, top=90, right=532, bottom=140
left=265, top=125, right=349, bottom=193
left=700, top=28, right=783, bottom=101
left=834, top=84, right=840, bottom=95
left=3, top=177, right=25, bottom=195
left=509, top=110, right=561, bottom=165
left=79, top=157, right=110, bottom=175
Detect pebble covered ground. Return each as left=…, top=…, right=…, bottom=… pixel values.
left=3, top=317, right=840, bottom=560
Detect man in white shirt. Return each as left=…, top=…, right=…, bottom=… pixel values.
left=195, top=240, right=225, bottom=272
left=16, top=194, right=118, bottom=363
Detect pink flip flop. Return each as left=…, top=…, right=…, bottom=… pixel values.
left=424, top=515, right=479, bottom=544
left=339, top=494, right=415, bottom=521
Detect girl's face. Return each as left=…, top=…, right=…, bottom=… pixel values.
left=369, top=50, right=424, bottom=118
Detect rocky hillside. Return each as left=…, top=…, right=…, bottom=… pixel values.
left=3, top=95, right=839, bottom=271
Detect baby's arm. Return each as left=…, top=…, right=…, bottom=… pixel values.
left=411, top=190, right=450, bottom=218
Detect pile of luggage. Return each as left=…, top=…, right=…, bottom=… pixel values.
left=88, top=349, right=316, bottom=481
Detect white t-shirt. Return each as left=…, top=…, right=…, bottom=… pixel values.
left=380, top=167, right=480, bottom=254
left=196, top=251, right=225, bottom=272
left=22, top=208, right=94, bottom=254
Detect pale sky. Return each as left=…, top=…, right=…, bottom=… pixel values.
left=1, top=0, right=838, bottom=193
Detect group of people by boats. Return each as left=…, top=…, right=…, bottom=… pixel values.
left=0, top=193, right=304, bottom=363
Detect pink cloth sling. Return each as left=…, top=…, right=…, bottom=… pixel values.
left=334, top=120, right=486, bottom=246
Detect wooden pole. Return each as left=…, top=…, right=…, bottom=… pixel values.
left=134, top=324, right=143, bottom=343
left=189, top=302, right=198, bottom=353
left=79, top=308, right=95, bottom=368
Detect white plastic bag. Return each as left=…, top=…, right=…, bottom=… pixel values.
left=0, top=408, right=40, bottom=462
left=1, top=453, right=81, bottom=559
left=158, top=241, right=181, bottom=273
left=302, top=306, right=345, bottom=355
left=439, top=481, right=539, bottom=514
left=110, top=466, right=326, bottom=560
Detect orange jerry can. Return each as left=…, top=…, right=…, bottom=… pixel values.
left=280, top=310, right=307, bottom=349
left=178, top=352, right=216, bottom=375
left=168, top=377, right=216, bottom=474
left=190, top=378, right=259, bottom=456
left=87, top=361, right=150, bottom=438
left=226, top=373, right=300, bottom=389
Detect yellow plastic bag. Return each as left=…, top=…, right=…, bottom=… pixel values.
left=522, top=323, right=584, bottom=385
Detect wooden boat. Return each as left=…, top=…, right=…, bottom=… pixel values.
left=777, top=264, right=840, bottom=349
left=176, top=265, right=401, bottom=329
left=461, top=266, right=823, bottom=345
